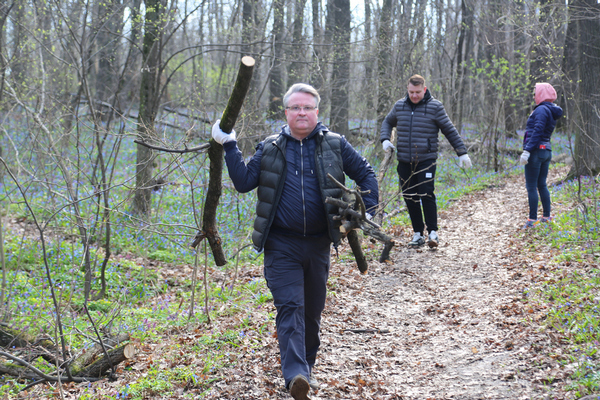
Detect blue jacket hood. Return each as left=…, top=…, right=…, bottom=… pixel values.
left=539, top=102, right=564, bottom=120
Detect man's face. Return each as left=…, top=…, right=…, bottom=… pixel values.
left=407, top=83, right=426, bottom=104
left=285, top=92, right=319, bottom=139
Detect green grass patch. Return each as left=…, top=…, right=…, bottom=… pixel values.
left=525, top=172, right=600, bottom=397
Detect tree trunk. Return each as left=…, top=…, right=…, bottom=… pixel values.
left=455, top=0, right=474, bottom=134
left=1, top=324, right=133, bottom=380
left=568, top=0, right=600, bottom=177
left=376, top=0, right=393, bottom=130
left=288, top=0, right=307, bottom=85
left=241, top=0, right=261, bottom=112
left=132, top=0, right=163, bottom=216
left=529, top=0, right=552, bottom=85
left=310, top=0, right=324, bottom=90
left=362, top=0, right=374, bottom=117
left=124, top=0, right=143, bottom=104
left=10, top=0, right=26, bottom=84
left=329, top=0, right=350, bottom=138
left=94, top=0, right=123, bottom=104
left=268, top=0, right=285, bottom=117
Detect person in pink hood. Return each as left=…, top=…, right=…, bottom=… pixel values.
left=520, top=82, right=563, bottom=229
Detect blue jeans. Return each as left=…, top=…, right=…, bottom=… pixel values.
left=524, top=149, right=552, bottom=220
left=263, top=233, right=331, bottom=388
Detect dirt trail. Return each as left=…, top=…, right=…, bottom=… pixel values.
left=309, top=171, right=561, bottom=400
left=201, top=170, right=569, bottom=400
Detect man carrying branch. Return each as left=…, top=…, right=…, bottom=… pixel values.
left=212, top=83, right=378, bottom=399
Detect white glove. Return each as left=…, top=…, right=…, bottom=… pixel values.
left=458, top=154, right=472, bottom=168
left=382, top=139, right=395, bottom=152
left=211, top=119, right=236, bottom=144
left=519, top=151, right=530, bottom=166
left=366, top=212, right=373, bottom=220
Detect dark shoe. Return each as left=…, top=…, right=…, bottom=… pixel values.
left=408, top=232, right=425, bottom=247
left=289, top=374, right=310, bottom=400
left=522, top=219, right=538, bottom=229
left=308, top=374, right=320, bottom=390
left=427, top=230, right=438, bottom=248
left=540, top=216, right=553, bottom=223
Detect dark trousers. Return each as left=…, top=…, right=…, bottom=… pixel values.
left=524, top=148, right=552, bottom=220
left=397, top=159, right=438, bottom=234
left=263, top=233, right=331, bottom=388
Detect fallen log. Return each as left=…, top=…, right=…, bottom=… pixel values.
left=0, top=325, right=134, bottom=383
left=0, top=342, right=134, bottom=383
left=73, top=343, right=135, bottom=378
left=68, top=332, right=130, bottom=376
left=0, top=324, right=62, bottom=365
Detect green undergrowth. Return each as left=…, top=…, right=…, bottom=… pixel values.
left=0, top=249, right=274, bottom=398
left=523, top=173, right=600, bottom=397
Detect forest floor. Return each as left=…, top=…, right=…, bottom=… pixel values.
left=17, top=166, right=591, bottom=400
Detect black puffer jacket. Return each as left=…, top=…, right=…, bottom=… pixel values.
left=380, top=89, right=467, bottom=163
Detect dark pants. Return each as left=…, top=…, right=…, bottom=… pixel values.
left=397, top=159, right=438, bottom=234
left=524, top=148, right=552, bottom=220
left=263, top=233, right=331, bottom=388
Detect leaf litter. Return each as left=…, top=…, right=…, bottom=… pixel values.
left=16, top=168, right=588, bottom=399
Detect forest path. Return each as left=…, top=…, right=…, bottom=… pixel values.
left=306, top=168, right=567, bottom=400
left=200, top=168, right=570, bottom=400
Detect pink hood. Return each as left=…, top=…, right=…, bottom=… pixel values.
left=535, top=83, right=557, bottom=105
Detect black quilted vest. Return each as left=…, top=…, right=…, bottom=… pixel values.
left=252, top=130, right=344, bottom=251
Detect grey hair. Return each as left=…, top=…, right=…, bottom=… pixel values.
left=282, top=83, right=320, bottom=108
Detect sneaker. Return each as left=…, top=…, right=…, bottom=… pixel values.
left=308, top=375, right=320, bottom=390
left=522, top=219, right=539, bottom=229
left=408, top=232, right=426, bottom=247
left=289, top=374, right=310, bottom=400
left=540, top=216, right=553, bottom=223
left=427, top=230, right=439, bottom=248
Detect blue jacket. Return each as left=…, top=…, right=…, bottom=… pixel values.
left=523, top=102, right=563, bottom=152
left=223, top=122, right=378, bottom=242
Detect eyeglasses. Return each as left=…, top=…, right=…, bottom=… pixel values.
left=286, top=106, right=317, bottom=113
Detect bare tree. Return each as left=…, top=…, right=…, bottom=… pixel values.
left=132, top=0, right=165, bottom=216
left=329, top=0, right=351, bottom=138
left=288, top=0, right=307, bottom=85
left=565, top=0, right=600, bottom=177
left=94, top=0, right=125, bottom=104
left=268, top=0, right=285, bottom=117
left=375, top=0, right=393, bottom=129
left=454, top=0, right=474, bottom=133
left=310, top=0, right=324, bottom=90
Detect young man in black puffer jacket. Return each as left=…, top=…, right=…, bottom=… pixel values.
left=380, top=74, right=472, bottom=248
